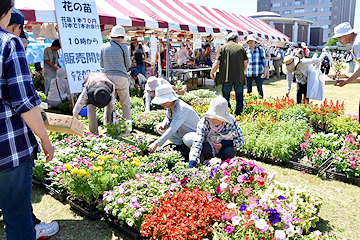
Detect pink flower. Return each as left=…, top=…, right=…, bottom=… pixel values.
left=305, top=132, right=311, bottom=138
left=243, top=188, right=252, bottom=197
left=316, top=149, right=323, bottom=155
left=223, top=225, right=234, bottom=233
left=215, top=186, right=221, bottom=194
left=300, top=142, right=308, bottom=149
left=223, top=171, right=229, bottom=176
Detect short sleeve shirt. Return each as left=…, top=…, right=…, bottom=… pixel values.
left=215, top=41, right=248, bottom=84
left=43, top=47, right=59, bottom=78
left=352, top=34, right=360, bottom=64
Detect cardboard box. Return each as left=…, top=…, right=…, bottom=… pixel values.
left=42, top=112, right=84, bottom=136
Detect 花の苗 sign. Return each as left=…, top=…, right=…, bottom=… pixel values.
left=54, top=0, right=103, bottom=94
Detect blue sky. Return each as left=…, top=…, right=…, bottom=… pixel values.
left=187, top=0, right=360, bottom=30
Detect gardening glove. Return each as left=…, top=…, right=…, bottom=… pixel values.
left=112, top=110, right=120, bottom=124
left=188, top=160, right=197, bottom=168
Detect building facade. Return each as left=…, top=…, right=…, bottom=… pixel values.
left=257, top=0, right=356, bottom=43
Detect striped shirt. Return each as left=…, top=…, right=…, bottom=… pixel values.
left=0, top=28, right=41, bottom=171
left=189, top=115, right=244, bottom=163
left=100, top=40, right=131, bottom=77
left=245, top=46, right=267, bottom=77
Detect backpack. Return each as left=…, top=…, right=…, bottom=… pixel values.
left=322, top=55, right=330, bottom=67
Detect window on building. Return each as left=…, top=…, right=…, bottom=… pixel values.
left=282, top=2, right=292, bottom=6
left=282, top=10, right=292, bottom=14
left=294, top=8, right=305, bottom=13
left=308, top=8, right=318, bottom=12
left=295, top=0, right=305, bottom=5
left=320, top=16, right=331, bottom=20
left=328, top=33, right=331, bottom=37
left=272, top=2, right=281, bottom=7
left=308, top=0, right=318, bottom=3
left=274, top=11, right=280, bottom=14
left=334, top=15, right=338, bottom=19
left=260, top=4, right=264, bottom=7
left=265, top=3, right=269, bottom=7
left=322, top=25, right=330, bottom=29
left=308, top=17, right=318, bottom=21
left=334, top=6, right=338, bottom=10
left=321, top=7, right=331, bottom=11
left=321, top=0, right=331, bottom=2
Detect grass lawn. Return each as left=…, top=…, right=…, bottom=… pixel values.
left=1, top=68, right=360, bottom=240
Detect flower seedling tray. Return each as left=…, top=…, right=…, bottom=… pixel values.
left=67, top=196, right=102, bottom=221
left=286, top=151, right=331, bottom=175
left=236, top=150, right=286, bottom=166
left=104, top=214, right=146, bottom=240
left=325, top=164, right=360, bottom=187
left=43, top=181, right=68, bottom=203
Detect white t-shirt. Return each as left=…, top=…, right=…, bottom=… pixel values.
left=352, top=34, right=360, bottom=64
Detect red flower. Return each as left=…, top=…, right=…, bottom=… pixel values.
left=180, top=177, right=188, bottom=186
left=215, top=186, right=221, bottom=194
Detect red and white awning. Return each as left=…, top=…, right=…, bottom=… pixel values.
left=15, top=0, right=289, bottom=41
left=222, top=11, right=290, bottom=42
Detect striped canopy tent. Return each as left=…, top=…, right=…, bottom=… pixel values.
left=222, top=10, right=290, bottom=42
left=15, top=0, right=289, bottom=41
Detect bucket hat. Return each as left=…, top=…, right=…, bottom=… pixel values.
left=110, top=25, right=126, bottom=38
left=246, top=34, right=257, bottom=43
left=333, top=22, right=357, bottom=38
left=202, top=96, right=232, bottom=123
left=284, top=55, right=300, bottom=71
left=151, top=84, right=178, bottom=105
left=87, top=84, right=111, bottom=108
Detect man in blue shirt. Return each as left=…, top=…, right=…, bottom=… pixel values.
left=0, top=2, right=55, bottom=239
left=245, top=34, right=267, bottom=98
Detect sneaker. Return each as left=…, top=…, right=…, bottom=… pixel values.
left=35, top=221, right=59, bottom=240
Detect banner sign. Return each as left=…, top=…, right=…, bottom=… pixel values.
left=193, top=33, right=202, bottom=49
left=54, top=0, right=103, bottom=93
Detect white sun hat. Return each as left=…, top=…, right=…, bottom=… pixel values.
left=151, top=84, right=178, bottom=105
left=246, top=34, right=257, bottom=43
left=110, top=25, right=126, bottom=38
left=202, top=96, right=232, bottom=123
left=333, top=22, right=357, bottom=38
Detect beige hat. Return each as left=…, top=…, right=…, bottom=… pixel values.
left=152, top=84, right=178, bottom=105
left=110, top=25, right=126, bottom=38
left=246, top=34, right=257, bottom=43
left=145, top=77, right=164, bottom=91
left=333, top=22, right=357, bottom=38
left=202, top=96, right=232, bottom=123
left=284, top=55, right=300, bottom=71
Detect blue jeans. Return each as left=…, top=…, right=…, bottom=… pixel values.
left=0, top=157, right=35, bottom=240
left=200, top=142, right=236, bottom=162
left=136, top=64, right=146, bottom=77
left=246, top=76, right=264, bottom=98
left=222, top=82, right=244, bottom=116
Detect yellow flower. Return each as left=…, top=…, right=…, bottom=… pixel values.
left=111, top=174, right=118, bottom=178
left=124, top=161, right=130, bottom=165
left=84, top=173, right=90, bottom=179
left=70, top=168, right=79, bottom=175
left=90, top=152, right=97, bottom=157
left=133, top=157, right=140, bottom=163
left=113, top=149, right=120, bottom=155
left=131, top=161, right=140, bottom=167
left=127, top=152, right=133, bottom=157
left=98, top=166, right=103, bottom=172
left=99, top=155, right=106, bottom=161
left=106, top=155, right=112, bottom=159
left=97, top=160, right=104, bottom=165
left=112, top=165, right=119, bottom=170
left=64, top=163, right=72, bottom=171
left=77, top=169, right=87, bottom=176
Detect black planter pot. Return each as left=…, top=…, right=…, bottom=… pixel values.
left=32, top=177, right=45, bottom=188
left=43, top=181, right=68, bottom=203
left=104, top=214, right=147, bottom=240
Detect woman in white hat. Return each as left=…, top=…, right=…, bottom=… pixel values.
left=143, top=77, right=171, bottom=113
left=284, top=55, right=320, bottom=103
left=188, top=96, right=244, bottom=168
left=147, top=85, right=200, bottom=154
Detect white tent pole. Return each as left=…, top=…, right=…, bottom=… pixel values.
left=166, top=28, right=170, bottom=81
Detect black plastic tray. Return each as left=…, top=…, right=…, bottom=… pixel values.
left=104, top=214, right=146, bottom=240
left=67, top=196, right=102, bottom=220
left=43, top=182, right=68, bottom=203
left=325, top=164, right=360, bottom=187
left=32, top=178, right=45, bottom=188
left=236, top=150, right=297, bottom=166
left=286, top=152, right=331, bottom=175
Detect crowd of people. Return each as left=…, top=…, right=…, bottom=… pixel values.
left=1, top=0, right=360, bottom=238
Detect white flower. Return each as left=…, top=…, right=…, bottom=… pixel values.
left=255, top=219, right=268, bottom=230
left=275, top=230, right=286, bottom=240
left=220, top=182, right=228, bottom=190
left=231, top=216, right=243, bottom=226
left=227, top=203, right=236, bottom=209
left=209, top=158, right=220, bottom=166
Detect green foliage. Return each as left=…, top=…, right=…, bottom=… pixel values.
left=58, top=102, right=73, bottom=115
left=325, top=32, right=338, bottom=46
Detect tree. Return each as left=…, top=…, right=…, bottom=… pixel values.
left=325, top=32, right=338, bottom=46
